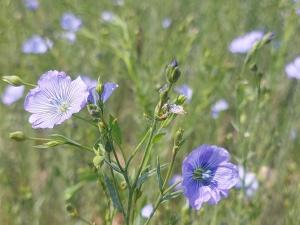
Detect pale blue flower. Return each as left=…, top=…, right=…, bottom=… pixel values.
left=141, top=204, right=153, bottom=218
left=61, top=13, right=82, bottom=32
left=229, top=31, right=264, bottom=53
left=285, top=57, right=300, bottom=79
left=60, top=32, right=77, bottom=43
left=211, top=99, right=229, bottom=119
left=24, top=71, right=89, bottom=129
left=23, top=0, right=39, bottom=10
left=169, top=174, right=183, bottom=191
left=101, top=11, right=116, bottom=22
left=22, top=35, right=53, bottom=54
left=1, top=85, right=25, bottom=105
left=235, top=166, right=259, bottom=198
left=162, top=17, right=172, bottom=29
left=175, top=84, right=193, bottom=101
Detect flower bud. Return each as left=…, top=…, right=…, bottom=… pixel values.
left=174, top=128, right=184, bottom=147
left=175, top=95, right=186, bottom=105
left=261, top=32, right=275, bottom=45
left=9, top=131, right=27, bottom=141
left=120, top=180, right=127, bottom=190
left=2, top=75, right=24, bottom=86
left=45, top=140, right=65, bottom=147
left=93, top=155, right=104, bottom=168
left=66, top=204, right=78, bottom=217
left=87, top=104, right=101, bottom=118
left=166, top=59, right=181, bottom=84
left=96, top=77, right=103, bottom=94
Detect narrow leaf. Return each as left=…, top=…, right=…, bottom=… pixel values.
left=104, top=175, right=123, bottom=212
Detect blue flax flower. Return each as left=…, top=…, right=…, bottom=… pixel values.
left=235, top=165, right=259, bottom=198
left=229, top=31, right=264, bottom=54
left=83, top=76, right=118, bottom=104
left=23, top=0, right=39, bottom=10
left=175, top=84, right=193, bottom=101
left=141, top=204, right=153, bottom=218
left=1, top=85, right=25, bottom=106
left=22, top=35, right=52, bottom=54
left=211, top=99, right=229, bottom=119
left=61, top=13, right=82, bottom=32
left=182, top=144, right=238, bottom=210
left=169, top=174, right=183, bottom=191
left=285, top=57, right=300, bottom=79
left=24, top=71, right=89, bottom=129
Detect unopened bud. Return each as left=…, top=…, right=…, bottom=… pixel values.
left=120, top=180, right=127, bottom=190
left=261, top=32, right=275, bottom=45
left=66, top=204, right=78, bottom=217
left=45, top=140, right=64, bottom=147
left=166, top=60, right=181, bottom=84
left=9, top=131, right=27, bottom=141
left=96, top=77, right=103, bottom=94
left=2, top=75, right=24, bottom=86
left=175, top=95, right=186, bottom=105
left=93, top=155, right=104, bottom=168
left=174, top=128, right=184, bottom=147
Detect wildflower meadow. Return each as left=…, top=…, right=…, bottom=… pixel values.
left=1, top=0, right=300, bottom=225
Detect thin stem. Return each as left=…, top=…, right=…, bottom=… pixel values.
left=132, top=119, right=157, bottom=188
left=73, top=114, right=98, bottom=127
left=126, top=128, right=151, bottom=169
left=162, top=148, right=177, bottom=190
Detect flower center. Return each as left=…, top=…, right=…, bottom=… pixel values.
left=58, top=101, right=70, bottom=113
left=193, top=168, right=212, bottom=181
left=50, top=98, right=70, bottom=113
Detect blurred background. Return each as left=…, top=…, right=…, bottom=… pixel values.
left=1, top=0, right=300, bottom=224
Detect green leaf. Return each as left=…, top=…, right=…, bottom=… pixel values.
left=156, top=157, right=163, bottom=193
left=136, top=163, right=168, bottom=189
left=109, top=115, right=122, bottom=145
left=64, top=182, right=85, bottom=201
left=161, top=190, right=183, bottom=203
left=104, top=175, right=123, bottom=212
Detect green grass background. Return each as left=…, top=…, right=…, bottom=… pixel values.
left=1, top=0, right=300, bottom=224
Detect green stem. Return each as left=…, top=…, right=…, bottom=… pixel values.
left=132, top=119, right=157, bottom=188
left=162, top=148, right=177, bottom=190
left=73, top=114, right=97, bottom=127
left=126, top=128, right=151, bottom=169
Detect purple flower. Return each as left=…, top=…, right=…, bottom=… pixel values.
left=141, top=204, right=153, bottom=218
left=60, top=31, right=77, bottom=43
left=175, top=84, right=193, bottom=101
left=169, top=174, right=183, bottom=191
left=87, top=82, right=119, bottom=104
left=162, top=17, right=172, bottom=29
left=61, top=13, right=82, bottom=32
left=23, top=0, right=39, bottom=10
left=182, top=144, right=238, bottom=210
left=1, top=85, right=25, bottom=105
left=24, top=71, right=89, bottom=129
left=101, top=11, right=116, bottom=22
left=285, top=57, right=300, bottom=79
left=211, top=99, right=229, bottom=119
left=22, top=35, right=53, bottom=54
left=235, top=166, right=259, bottom=198
left=229, top=31, right=264, bottom=53
left=81, top=76, right=97, bottom=90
